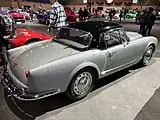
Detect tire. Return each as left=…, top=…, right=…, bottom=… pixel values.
left=22, top=20, right=25, bottom=23
left=139, top=45, right=154, bottom=67
left=66, top=68, right=97, bottom=101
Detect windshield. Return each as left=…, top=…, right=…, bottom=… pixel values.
left=55, top=27, right=93, bottom=48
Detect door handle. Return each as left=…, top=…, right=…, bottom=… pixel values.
left=108, top=51, right=116, bottom=57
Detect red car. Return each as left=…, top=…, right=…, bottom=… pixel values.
left=9, top=11, right=25, bottom=23
left=0, top=29, right=52, bottom=65
left=64, top=7, right=77, bottom=22
left=12, top=29, right=52, bottom=48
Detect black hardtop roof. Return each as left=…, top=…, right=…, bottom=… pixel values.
left=68, top=20, right=122, bottom=35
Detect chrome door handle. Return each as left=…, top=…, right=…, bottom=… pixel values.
left=108, top=51, right=116, bottom=57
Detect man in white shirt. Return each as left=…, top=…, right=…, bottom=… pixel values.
left=48, top=0, right=67, bottom=32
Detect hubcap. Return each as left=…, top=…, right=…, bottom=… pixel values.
left=143, top=47, right=153, bottom=65
left=73, top=72, right=92, bottom=96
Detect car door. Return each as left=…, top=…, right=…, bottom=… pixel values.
left=103, top=29, right=134, bottom=72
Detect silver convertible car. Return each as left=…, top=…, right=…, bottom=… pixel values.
left=2, top=21, right=158, bottom=101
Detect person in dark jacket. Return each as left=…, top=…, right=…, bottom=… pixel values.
left=83, top=7, right=89, bottom=20
left=145, top=7, right=156, bottom=36
left=78, top=8, right=83, bottom=21
left=138, top=9, right=148, bottom=36
left=0, top=33, right=8, bottom=66
left=119, top=10, right=123, bottom=22
left=0, top=16, right=11, bottom=66
left=135, top=10, right=140, bottom=24
left=109, top=9, right=113, bottom=21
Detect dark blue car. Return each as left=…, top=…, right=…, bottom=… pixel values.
left=37, top=11, right=50, bottom=25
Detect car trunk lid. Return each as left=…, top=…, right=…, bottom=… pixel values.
left=7, top=41, right=79, bottom=85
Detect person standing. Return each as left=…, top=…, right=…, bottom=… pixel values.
left=135, top=10, right=140, bottom=24
left=145, top=7, right=156, bottom=36
left=83, top=7, right=88, bottom=20
left=119, top=10, right=123, bottom=22
left=0, top=17, right=11, bottom=66
left=123, top=8, right=127, bottom=20
left=109, top=9, right=113, bottom=21
left=95, top=9, right=98, bottom=17
left=78, top=8, right=83, bottom=21
left=48, top=0, right=67, bottom=34
left=38, top=7, right=42, bottom=13
left=29, top=8, right=34, bottom=22
left=138, top=9, right=148, bottom=36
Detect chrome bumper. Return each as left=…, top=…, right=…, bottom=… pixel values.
left=2, top=72, right=61, bottom=101
left=14, top=19, right=25, bottom=22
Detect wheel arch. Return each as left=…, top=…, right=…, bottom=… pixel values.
left=149, top=43, right=156, bottom=52
left=25, top=38, right=41, bottom=44
left=69, top=62, right=101, bottom=83
left=145, top=42, right=156, bottom=53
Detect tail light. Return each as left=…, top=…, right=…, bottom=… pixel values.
left=25, top=71, right=30, bottom=79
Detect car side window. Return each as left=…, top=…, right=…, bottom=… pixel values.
left=119, top=29, right=128, bottom=43
left=97, top=34, right=106, bottom=50
left=103, top=30, right=122, bottom=48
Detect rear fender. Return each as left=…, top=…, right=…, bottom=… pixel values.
left=69, top=62, right=101, bottom=81
left=145, top=37, right=158, bottom=53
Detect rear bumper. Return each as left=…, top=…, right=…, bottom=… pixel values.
left=2, top=72, right=61, bottom=101
left=14, top=19, right=25, bottom=22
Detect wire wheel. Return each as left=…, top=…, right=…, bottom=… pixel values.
left=143, top=46, right=154, bottom=65
left=66, top=68, right=97, bottom=101
left=73, top=72, right=92, bottom=96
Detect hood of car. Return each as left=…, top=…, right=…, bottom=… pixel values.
left=9, top=41, right=79, bottom=70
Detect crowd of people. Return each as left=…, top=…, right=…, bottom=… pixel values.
left=78, top=7, right=90, bottom=21
left=138, top=7, right=156, bottom=36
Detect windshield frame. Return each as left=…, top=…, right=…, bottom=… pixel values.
left=54, top=27, right=93, bottom=50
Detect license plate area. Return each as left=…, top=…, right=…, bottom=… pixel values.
left=16, top=22, right=22, bottom=24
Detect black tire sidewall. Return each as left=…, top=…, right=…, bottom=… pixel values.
left=67, top=68, right=96, bottom=101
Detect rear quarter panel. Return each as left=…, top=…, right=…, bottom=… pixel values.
left=131, top=36, right=158, bottom=61
left=27, top=49, right=106, bottom=94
